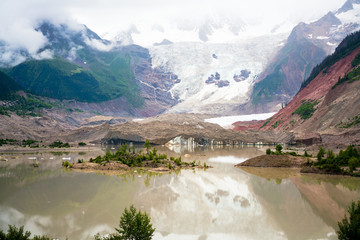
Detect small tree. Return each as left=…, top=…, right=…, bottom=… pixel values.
left=95, top=205, right=155, bottom=240
left=275, top=144, right=282, bottom=154
left=144, top=140, right=151, bottom=154
left=266, top=148, right=271, bottom=155
left=327, top=149, right=335, bottom=160
left=317, top=147, right=326, bottom=161
left=117, top=205, right=155, bottom=240
left=337, top=201, right=360, bottom=240
left=348, top=157, right=360, bottom=172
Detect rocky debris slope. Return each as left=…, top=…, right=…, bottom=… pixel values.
left=256, top=34, right=360, bottom=146
left=96, top=114, right=294, bottom=146
left=246, top=1, right=360, bottom=113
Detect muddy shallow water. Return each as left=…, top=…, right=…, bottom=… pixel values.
left=0, top=146, right=359, bottom=240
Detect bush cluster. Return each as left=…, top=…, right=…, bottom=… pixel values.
left=311, top=145, right=360, bottom=174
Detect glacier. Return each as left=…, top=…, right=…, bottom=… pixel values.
left=149, top=34, right=287, bottom=114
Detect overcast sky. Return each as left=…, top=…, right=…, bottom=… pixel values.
left=0, top=0, right=347, bottom=48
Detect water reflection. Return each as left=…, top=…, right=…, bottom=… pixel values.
left=0, top=146, right=359, bottom=240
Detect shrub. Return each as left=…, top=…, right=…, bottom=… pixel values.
left=78, top=142, right=86, bottom=146
left=293, top=100, right=319, bottom=119
left=304, top=151, right=309, bottom=157
left=317, top=147, right=326, bottom=161
left=348, top=157, right=360, bottom=172
left=275, top=144, right=282, bottom=154
left=337, top=201, right=360, bottom=240
left=62, top=160, right=73, bottom=168
left=96, top=205, right=155, bottom=240
left=266, top=148, right=271, bottom=155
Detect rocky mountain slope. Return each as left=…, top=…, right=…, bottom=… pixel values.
left=256, top=31, right=360, bottom=146
left=0, top=21, right=180, bottom=117
left=247, top=0, right=360, bottom=113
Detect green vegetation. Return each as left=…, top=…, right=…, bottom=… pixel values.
left=275, top=144, right=283, bottom=154
left=0, top=225, right=51, bottom=240
left=8, top=58, right=107, bottom=102
left=251, top=66, right=285, bottom=104
left=292, top=100, right=319, bottom=119
left=271, top=120, right=282, bottom=128
left=62, top=160, right=73, bottom=168
left=6, top=50, right=144, bottom=106
left=85, top=143, right=209, bottom=171
left=0, top=70, right=22, bottom=99
left=252, top=39, right=326, bottom=104
left=332, top=65, right=360, bottom=89
left=309, top=145, right=360, bottom=175
left=78, top=142, right=87, bottom=146
left=95, top=205, right=155, bottom=240
left=352, top=52, right=360, bottom=67
left=337, top=200, right=360, bottom=240
left=338, top=115, right=360, bottom=128
left=0, top=139, right=17, bottom=146
left=260, top=118, right=272, bottom=129
left=89, top=144, right=182, bottom=169
left=265, top=145, right=305, bottom=157
left=0, top=94, right=53, bottom=117
left=49, top=141, right=70, bottom=148
left=302, top=31, right=360, bottom=89
left=144, top=139, right=151, bottom=154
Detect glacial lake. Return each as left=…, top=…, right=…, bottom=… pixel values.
left=1, top=146, right=360, bottom=240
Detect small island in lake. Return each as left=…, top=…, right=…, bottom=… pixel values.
left=63, top=141, right=212, bottom=173
left=236, top=144, right=360, bottom=177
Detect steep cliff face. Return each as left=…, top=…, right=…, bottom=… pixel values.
left=247, top=3, right=360, bottom=113
left=258, top=32, right=360, bottom=145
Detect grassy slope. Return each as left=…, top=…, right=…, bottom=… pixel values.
left=0, top=70, right=22, bottom=99
left=7, top=47, right=144, bottom=106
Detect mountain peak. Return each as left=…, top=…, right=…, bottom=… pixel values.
left=336, top=0, right=360, bottom=14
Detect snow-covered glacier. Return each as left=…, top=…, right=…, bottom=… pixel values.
left=149, top=34, right=287, bottom=114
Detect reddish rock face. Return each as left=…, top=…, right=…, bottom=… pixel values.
left=260, top=47, right=360, bottom=133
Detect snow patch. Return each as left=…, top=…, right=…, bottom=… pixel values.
left=208, top=156, right=248, bottom=164
left=316, top=36, right=329, bottom=40
left=327, top=42, right=336, bottom=46
left=204, top=112, right=277, bottom=129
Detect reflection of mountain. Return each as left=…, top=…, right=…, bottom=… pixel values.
left=291, top=175, right=360, bottom=229
left=245, top=169, right=360, bottom=240
left=249, top=175, right=335, bottom=240
left=0, top=165, right=139, bottom=240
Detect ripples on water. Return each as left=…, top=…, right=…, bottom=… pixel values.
left=0, top=145, right=359, bottom=240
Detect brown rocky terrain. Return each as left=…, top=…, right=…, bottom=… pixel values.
left=96, top=114, right=294, bottom=146
left=235, top=45, right=360, bottom=147
left=236, top=155, right=309, bottom=168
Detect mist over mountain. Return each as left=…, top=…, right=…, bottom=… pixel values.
left=0, top=0, right=357, bottom=117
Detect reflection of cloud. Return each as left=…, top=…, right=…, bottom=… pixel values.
left=81, top=224, right=113, bottom=240
left=138, top=171, right=286, bottom=239
left=208, top=156, right=248, bottom=165
left=0, top=207, right=52, bottom=237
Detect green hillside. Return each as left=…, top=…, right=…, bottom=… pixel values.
left=8, top=58, right=106, bottom=102
left=76, top=47, right=143, bottom=107
left=301, top=31, right=360, bottom=89
left=7, top=52, right=143, bottom=106
left=0, top=71, right=22, bottom=100
left=252, top=39, right=326, bottom=105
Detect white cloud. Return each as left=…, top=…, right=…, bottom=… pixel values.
left=0, top=0, right=347, bottom=55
